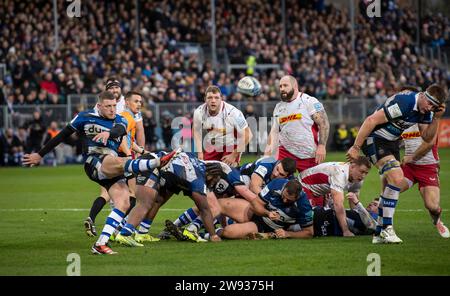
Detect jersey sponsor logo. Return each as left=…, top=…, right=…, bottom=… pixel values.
left=204, top=123, right=226, bottom=134
left=401, top=131, right=421, bottom=139
left=387, top=103, right=403, bottom=119
left=255, top=165, right=268, bottom=177
left=279, top=113, right=302, bottom=124
left=84, top=124, right=109, bottom=136
left=215, top=179, right=230, bottom=194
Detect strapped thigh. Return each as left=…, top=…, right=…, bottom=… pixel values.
left=379, top=159, right=401, bottom=176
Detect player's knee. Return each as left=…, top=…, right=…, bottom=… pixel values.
left=114, top=197, right=130, bottom=212
left=389, top=176, right=404, bottom=188
left=380, top=159, right=401, bottom=179
left=423, top=196, right=439, bottom=212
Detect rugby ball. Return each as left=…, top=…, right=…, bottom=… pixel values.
left=237, top=76, right=262, bottom=97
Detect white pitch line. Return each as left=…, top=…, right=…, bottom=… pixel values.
left=0, top=208, right=447, bottom=212
left=0, top=208, right=187, bottom=212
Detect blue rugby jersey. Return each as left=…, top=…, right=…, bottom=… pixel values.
left=239, top=156, right=279, bottom=185
left=258, top=178, right=314, bottom=230
left=372, top=90, right=433, bottom=141
left=161, top=152, right=208, bottom=196
left=69, top=109, right=128, bottom=156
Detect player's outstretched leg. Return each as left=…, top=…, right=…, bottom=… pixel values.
left=122, top=149, right=180, bottom=175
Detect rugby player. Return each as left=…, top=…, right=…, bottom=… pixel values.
left=347, top=84, right=446, bottom=243
left=164, top=160, right=282, bottom=242
left=309, top=193, right=378, bottom=237
left=218, top=179, right=314, bottom=240
left=265, top=75, right=330, bottom=172
left=193, top=86, right=252, bottom=167
left=84, top=78, right=145, bottom=236
left=298, top=156, right=371, bottom=237
left=114, top=152, right=223, bottom=246
left=399, top=124, right=449, bottom=238
left=23, top=91, right=176, bottom=254
left=159, top=156, right=296, bottom=239
left=239, top=156, right=297, bottom=194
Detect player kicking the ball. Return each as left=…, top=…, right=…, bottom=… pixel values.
left=23, top=91, right=177, bottom=254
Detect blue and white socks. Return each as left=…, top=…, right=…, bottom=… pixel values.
left=174, top=208, right=198, bottom=227
left=97, top=208, right=125, bottom=245
left=124, top=158, right=160, bottom=174
left=376, top=184, right=400, bottom=235
left=138, top=219, right=153, bottom=234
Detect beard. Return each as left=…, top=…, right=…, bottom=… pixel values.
left=280, top=89, right=295, bottom=102
left=113, top=91, right=121, bottom=101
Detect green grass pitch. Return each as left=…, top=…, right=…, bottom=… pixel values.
left=0, top=151, right=449, bottom=275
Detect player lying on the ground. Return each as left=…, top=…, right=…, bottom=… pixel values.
left=311, top=193, right=378, bottom=237
left=239, top=156, right=297, bottom=194
left=298, top=156, right=371, bottom=237
left=22, top=91, right=176, bottom=255
left=397, top=123, right=449, bottom=238
left=157, top=157, right=296, bottom=240
left=347, top=84, right=446, bottom=244
left=249, top=193, right=379, bottom=239
left=162, top=160, right=282, bottom=242
left=113, top=152, right=224, bottom=246
left=218, top=178, right=314, bottom=239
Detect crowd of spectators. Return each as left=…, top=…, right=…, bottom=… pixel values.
left=0, top=109, right=161, bottom=166
left=0, top=0, right=448, bottom=108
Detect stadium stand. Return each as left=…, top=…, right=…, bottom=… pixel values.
left=0, top=0, right=449, bottom=165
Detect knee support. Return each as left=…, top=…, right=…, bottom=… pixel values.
left=379, top=159, right=400, bottom=176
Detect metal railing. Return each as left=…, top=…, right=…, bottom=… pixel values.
left=417, top=44, right=449, bottom=69
left=227, top=64, right=281, bottom=75
left=1, top=96, right=383, bottom=130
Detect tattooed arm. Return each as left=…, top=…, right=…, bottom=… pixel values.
left=311, top=110, right=330, bottom=164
